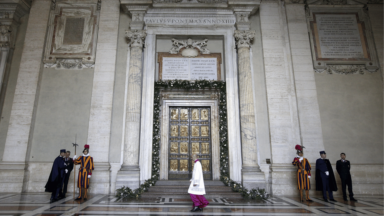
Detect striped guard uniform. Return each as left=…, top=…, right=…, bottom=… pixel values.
left=292, top=157, right=311, bottom=190
left=74, top=156, right=94, bottom=198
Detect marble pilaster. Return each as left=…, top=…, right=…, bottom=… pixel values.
left=86, top=0, right=120, bottom=193
left=0, top=0, right=48, bottom=192
left=116, top=30, right=146, bottom=190
left=235, top=30, right=265, bottom=189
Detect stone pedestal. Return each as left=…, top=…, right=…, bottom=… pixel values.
left=116, top=30, right=146, bottom=190
left=235, top=30, right=265, bottom=189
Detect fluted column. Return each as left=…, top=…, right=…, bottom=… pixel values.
left=116, top=30, right=146, bottom=190
left=235, top=30, right=265, bottom=189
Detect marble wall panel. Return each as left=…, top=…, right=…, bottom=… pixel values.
left=1, top=0, right=51, bottom=193
left=285, top=4, right=325, bottom=161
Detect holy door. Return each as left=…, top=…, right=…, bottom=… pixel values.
left=168, top=107, right=212, bottom=180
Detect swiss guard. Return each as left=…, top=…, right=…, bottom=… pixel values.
left=316, top=150, right=337, bottom=202
left=45, top=149, right=68, bottom=203
left=73, top=144, right=94, bottom=201
left=292, top=145, right=313, bottom=202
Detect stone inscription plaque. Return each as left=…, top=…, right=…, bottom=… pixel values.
left=161, top=57, right=218, bottom=80
left=63, top=18, right=85, bottom=45
left=313, top=14, right=368, bottom=60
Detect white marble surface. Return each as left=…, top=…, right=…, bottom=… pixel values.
left=259, top=0, right=301, bottom=165
left=0, top=0, right=50, bottom=192
left=285, top=4, right=325, bottom=161
left=86, top=0, right=119, bottom=163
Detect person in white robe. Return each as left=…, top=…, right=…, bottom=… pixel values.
left=188, top=153, right=209, bottom=212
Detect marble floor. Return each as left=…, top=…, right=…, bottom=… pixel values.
left=0, top=193, right=382, bottom=216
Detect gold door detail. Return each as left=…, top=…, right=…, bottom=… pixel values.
left=170, top=142, right=178, bottom=154
left=201, top=143, right=209, bottom=154
left=180, top=109, right=188, bottom=120
left=192, top=109, right=199, bottom=120
left=180, top=142, right=188, bottom=154
left=201, top=126, right=209, bottom=137
left=180, top=160, right=188, bottom=171
left=192, top=143, right=199, bottom=154
left=171, top=125, right=178, bottom=137
left=180, top=126, right=188, bottom=137
left=201, top=109, right=209, bottom=120
left=170, top=160, right=178, bottom=171
left=201, top=160, right=210, bottom=172
left=171, top=109, right=178, bottom=120
left=192, top=126, right=199, bottom=137
left=168, top=107, right=212, bottom=180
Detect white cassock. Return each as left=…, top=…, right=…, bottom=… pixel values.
left=188, top=160, right=206, bottom=195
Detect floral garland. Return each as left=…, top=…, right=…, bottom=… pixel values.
left=116, top=80, right=268, bottom=201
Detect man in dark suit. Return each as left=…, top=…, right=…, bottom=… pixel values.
left=336, top=153, right=357, bottom=202
left=316, top=150, right=337, bottom=202
left=45, top=149, right=68, bottom=203
left=60, top=151, right=74, bottom=198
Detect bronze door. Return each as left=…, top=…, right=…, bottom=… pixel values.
left=168, top=107, right=212, bottom=180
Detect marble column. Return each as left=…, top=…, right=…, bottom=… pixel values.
left=116, top=30, right=146, bottom=190
left=0, top=0, right=49, bottom=192
left=235, top=30, right=266, bottom=189
left=86, top=0, right=120, bottom=194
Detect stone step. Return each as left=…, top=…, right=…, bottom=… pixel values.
left=155, top=180, right=225, bottom=186
left=148, top=186, right=232, bottom=193
left=140, top=192, right=243, bottom=199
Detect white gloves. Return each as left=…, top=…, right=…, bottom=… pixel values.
left=325, top=171, right=329, bottom=176
left=65, top=169, right=68, bottom=173
left=308, top=176, right=311, bottom=179
left=88, top=175, right=91, bottom=178
left=299, top=157, right=303, bottom=162
left=73, top=155, right=77, bottom=160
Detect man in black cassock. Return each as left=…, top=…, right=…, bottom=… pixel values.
left=60, top=150, right=74, bottom=198
left=316, top=150, right=337, bottom=202
left=336, top=153, right=357, bottom=202
left=45, top=149, right=68, bottom=203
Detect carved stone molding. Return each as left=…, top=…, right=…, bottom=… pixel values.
left=169, top=38, right=210, bottom=56
left=126, top=30, right=147, bottom=48
left=125, top=5, right=150, bottom=30
left=306, top=6, right=380, bottom=74
left=43, top=1, right=99, bottom=67
left=315, top=65, right=373, bottom=75
left=197, top=0, right=225, bottom=3
left=306, top=0, right=368, bottom=5
left=153, top=0, right=182, bottom=3
left=234, top=30, right=255, bottom=49
left=44, top=58, right=95, bottom=70
left=0, top=25, right=11, bottom=47
left=0, top=0, right=31, bottom=49
left=367, top=0, right=383, bottom=3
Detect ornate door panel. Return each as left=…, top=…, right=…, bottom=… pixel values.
left=168, top=107, right=212, bottom=180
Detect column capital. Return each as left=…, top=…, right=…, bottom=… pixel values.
left=126, top=30, right=147, bottom=48
left=122, top=2, right=151, bottom=30
left=0, top=0, right=31, bottom=49
left=234, top=30, right=256, bottom=49
left=229, top=0, right=259, bottom=30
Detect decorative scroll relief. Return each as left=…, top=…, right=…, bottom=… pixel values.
left=307, top=7, right=379, bottom=75
left=170, top=38, right=210, bottom=56
left=43, top=2, right=99, bottom=69
left=44, top=59, right=95, bottom=70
